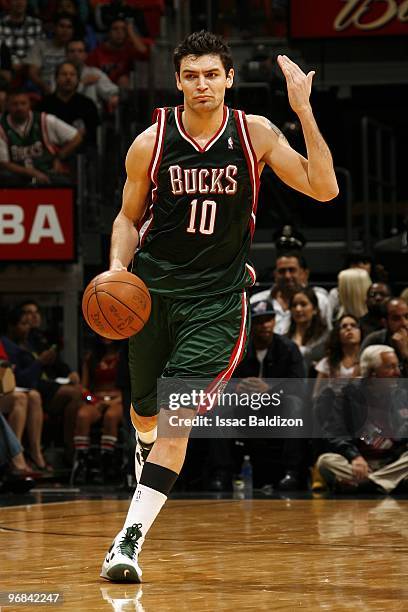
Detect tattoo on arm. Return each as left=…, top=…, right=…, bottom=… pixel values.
left=267, top=119, right=289, bottom=144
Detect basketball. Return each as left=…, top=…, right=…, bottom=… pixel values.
left=82, top=270, right=151, bottom=340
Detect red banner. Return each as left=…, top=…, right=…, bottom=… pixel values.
left=0, top=188, right=75, bottom=261
left=291, top=0, right=408, bottom=38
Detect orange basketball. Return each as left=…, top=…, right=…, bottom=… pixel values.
left=82, top=270, right=151, bottom=340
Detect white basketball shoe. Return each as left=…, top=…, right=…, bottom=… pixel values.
left=101, top=523, right=144, bottom=583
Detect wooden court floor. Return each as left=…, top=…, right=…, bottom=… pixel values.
left=0, top=497, right=407, bottom=611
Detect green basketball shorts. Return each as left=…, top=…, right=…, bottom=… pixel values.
left=129, top=290, right=250, bottom=417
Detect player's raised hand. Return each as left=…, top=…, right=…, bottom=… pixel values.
left=277, top=55, right=315, bottom=116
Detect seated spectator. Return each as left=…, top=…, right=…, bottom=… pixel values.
left=286, top=287, right=329, bottom=375
left=66, top=38, right=119, bottom=115
left=316, top=345, right=408, bottom=494
left=359, top=283, right=391, bottom=339
left=0, top=412, right=35, bottom=493
left=87, top=17, right=148, bottom=88
left=314, top=315, right=361, bottom=399
left=19, top=300, right=83, bottom=460
left=400, top=287, right=408, bottom=306
left=71, top=338, right=123, bottom=484
left=337, top=268, right=372, bottom=321
left=208, top=300, right=306, bottom=492
left=328, top=254, right=373, bottom=322
left=0, top=0, right=44, bottom=77
left=40, top=61, right=99, bottom=148
left=251, top=252, right=331, bottom=334
left=361, top=298, right=408, bottom=377
left=0, top=89, right=82, bottom=185
left=26, top=13, right=75, bottom=94
left=0, top=335, right=48, bottom=471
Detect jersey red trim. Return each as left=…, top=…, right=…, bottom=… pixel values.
left=175, top=105, right=229, bottom=153
left=198, top=291, right=248, bottom=415
left=138, top=107, right=167, bottom=248
left=234, top=110, right=260, bottom=239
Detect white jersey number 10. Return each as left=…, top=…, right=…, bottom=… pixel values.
left=186, top=199, right=217, bottom=235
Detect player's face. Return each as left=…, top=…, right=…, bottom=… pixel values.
left=176, top=54, right=233, bottom=112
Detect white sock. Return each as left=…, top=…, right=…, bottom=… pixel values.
left=137, top=426, right=157, bottom=445
left=124, top=483, right=167, bottom=538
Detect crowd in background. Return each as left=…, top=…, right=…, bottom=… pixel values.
left=1, top=245, right=408, bottom=496
left=0, top=0, right=157, bottom=185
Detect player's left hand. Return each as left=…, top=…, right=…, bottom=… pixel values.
left=277, top=55, right=315, bottom=116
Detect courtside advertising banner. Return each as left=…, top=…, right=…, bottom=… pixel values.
left=290, top=0, right=408, bottom=38
left=0, top=188, right=75, bottom=261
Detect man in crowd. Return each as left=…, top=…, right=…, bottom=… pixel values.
left=40, top=61, right=99, bottom=148
left=0, top=89, right=82, bottom=185
left=0, top=0, right=44, bottom=70
left=66, top=39, right=119, bottom=115
left=361, top=298, right=408, bottom=376
left=316, top=345, right=408, bottom=494
left=87, top=17, right=148, bottom=88
left=251, top=252, right=331, bottom=334
left=26, top=13, right=74, bottom=95
left=359, top=283, right=391, bottom=339
left=209, top=300, right=306, bottom=491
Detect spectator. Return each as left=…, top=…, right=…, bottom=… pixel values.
left=26, top=13, right=75, bottom=94
left=0, top=0, right=44, bottom=70
left=314, top=314, right=361, bottom=399
left=209, top=300, right=306, bottom=491
left=40, top=61, right=99, bottom=147
left=0, top=328, right=49, bottom=471
left=66, top=38, right=119, bottom=115
left=0, top=89, right=82, bottom=185
left=87, top=17, right=148, bottom=88
left=328, top=255, right=373, bottom=322
left=251, top=252, right=331, bottom=334
left=361, top=298, right=408, bottom=377
left=0, top=413, right=35, bottom=493
left=359, top=283, right=391, bottom=339
left=71, top=338, right=123, bottom=484
left=337, top=268, right=372, bottom=321
left=19, top=300, right=83, bottom=460
left=286, top=287, right=329, bottom=375
left=316, top=345, right=408, bottom=494
left=400, top=287, right=408, bottom=306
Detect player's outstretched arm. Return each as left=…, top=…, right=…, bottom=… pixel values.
left=110, top=125, right=157, bottom=271
left=249, top=55, right=338, bottom=202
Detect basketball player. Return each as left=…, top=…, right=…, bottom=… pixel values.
left=101, top=31, right=338, bottom=582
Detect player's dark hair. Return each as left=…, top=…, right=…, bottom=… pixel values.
left=287, top=286, right=327, bottom=347
left=173, top=30, right=233, bottom=76
left=7, top=307, right=26, bottom=328
left=6, top=88, right=30, bottom=98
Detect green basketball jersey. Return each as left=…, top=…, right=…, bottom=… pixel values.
left=0, top=111, right=55, bottom=172
left=134, top=106, right=259, bottom=298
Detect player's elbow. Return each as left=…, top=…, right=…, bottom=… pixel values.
left=314, top=185, right=339, bottom=202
